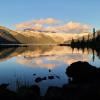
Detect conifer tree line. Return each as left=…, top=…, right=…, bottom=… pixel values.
left=70, top=28, right=100, bottom=49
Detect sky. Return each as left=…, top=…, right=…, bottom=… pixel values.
left=0, top=0, right=100, bottom=30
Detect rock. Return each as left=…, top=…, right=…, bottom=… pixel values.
left=35, top=77, right=42, bottom=83
left=66, top=61, right=100, bottom=82
left=48, top=76, right=54, bottom=80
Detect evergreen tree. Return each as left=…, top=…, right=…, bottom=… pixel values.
left=93, top=28, right=96, bottom=39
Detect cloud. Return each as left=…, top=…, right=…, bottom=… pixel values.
left=43, top=21, right=91, bottom=33
left=15, top=18, right=91, bottom=33
left=15, top=18, right=59, bottom=30
left=33, top=18, right=59, bottom=24
left=56, top=21, right=91, bottom=33
left=15, top=21, right=33, bottom=29
left=32, top=24, right=43, bottom=31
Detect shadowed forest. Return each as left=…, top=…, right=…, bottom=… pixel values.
left=70, top=28, right=100, bottom=50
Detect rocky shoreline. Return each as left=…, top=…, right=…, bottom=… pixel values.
left=0, top=61, right=100, bottom=100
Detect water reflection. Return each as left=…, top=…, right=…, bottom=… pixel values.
left=0, top=46, right=89, bottom=66
left=72, top=47, right=100, bottom=62
left=0, top=45, right=99, bottom=95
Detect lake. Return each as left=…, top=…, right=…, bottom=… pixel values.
left=0, top=45, right=100, bottom=95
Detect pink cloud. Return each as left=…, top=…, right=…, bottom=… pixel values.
left=15, top=18, right=91, bottom=33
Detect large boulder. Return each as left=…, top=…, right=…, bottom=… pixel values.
left=66, top=61, right=100, bottom=82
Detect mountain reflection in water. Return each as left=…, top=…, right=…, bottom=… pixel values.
left=0, top=45, right=100, bottom=95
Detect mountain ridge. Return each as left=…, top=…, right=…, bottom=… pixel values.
left=0, top=26, right=90, bottom=44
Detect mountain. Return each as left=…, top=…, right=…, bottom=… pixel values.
left=0, top=26, right=20, bottom=44
left=16, top=30, right=91, bottom=44
left=0, top=26, right=57, bottom=44
left=0, top=26, right=90, bottom=44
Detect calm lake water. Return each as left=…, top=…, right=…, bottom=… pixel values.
left=0, top=45, right=100, bottom=95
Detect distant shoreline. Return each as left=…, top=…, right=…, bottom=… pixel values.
left=0, top=44, right=59, bottom=48
left=0, top=44, right=58, bottom=46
